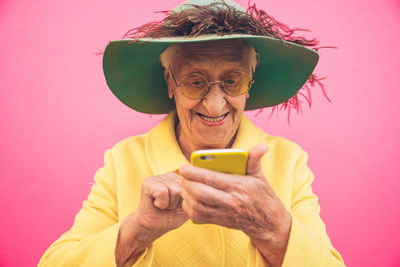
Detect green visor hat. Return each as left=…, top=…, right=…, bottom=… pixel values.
left=102, top=0, right=319, bottom=114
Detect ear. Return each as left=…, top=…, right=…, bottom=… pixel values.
left=246, top=92, right=250, bottom=99
left=168, top=86, right=174, bottom=99
left=163, top=67, right=174, bottom=99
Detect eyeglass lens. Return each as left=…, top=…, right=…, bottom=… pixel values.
left=180, top=72, right=252, bottom=99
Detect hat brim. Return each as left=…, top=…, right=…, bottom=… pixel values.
left=102, top=34, right=319, bottom=114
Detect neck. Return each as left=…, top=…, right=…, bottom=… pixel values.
left=175, top=123, right=236, bottom=162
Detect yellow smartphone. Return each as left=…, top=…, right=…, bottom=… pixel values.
left=190, top=148, right=248, bottom=175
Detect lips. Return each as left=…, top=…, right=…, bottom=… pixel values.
left=196, top=112, right=229, bottom=125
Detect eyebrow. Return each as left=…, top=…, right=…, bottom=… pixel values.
left=176, top=60, right=252, bottom=80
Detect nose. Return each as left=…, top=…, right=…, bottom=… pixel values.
left=202, top=83, right=227, bottom=114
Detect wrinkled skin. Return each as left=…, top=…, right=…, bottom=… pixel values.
left=116, top=172, right=189, bottom=266
left=136, top=172, right=189, bottom=234
left=131, top=144, right=290, bottom=240
left=180, top=144, right=290, bottom=242
left=161, top=40, right=257, bottom=157
left=116, top=40, right=291, bottom=267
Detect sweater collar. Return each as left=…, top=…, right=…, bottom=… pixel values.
left=145, top=110, right=264, bottom=176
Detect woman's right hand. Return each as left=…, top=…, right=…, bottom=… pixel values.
left=135, top=171, right=189, bottom=234
left=116, top=172, right=189, bottom=266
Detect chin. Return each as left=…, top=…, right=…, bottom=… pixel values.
left=193, top=126, right=236, bottom=149
left=197, top=135, right=232, bottom=149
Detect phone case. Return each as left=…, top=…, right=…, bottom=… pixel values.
left=190, top=148, right=248, bottom=175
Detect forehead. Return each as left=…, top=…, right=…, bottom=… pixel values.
left=161, top=39, right=257, bottom=73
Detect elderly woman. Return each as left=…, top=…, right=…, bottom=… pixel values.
left=39, top=0, right=345, bottom=266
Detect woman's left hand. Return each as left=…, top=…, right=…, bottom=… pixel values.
left=179, top=144, right=291, bottom=243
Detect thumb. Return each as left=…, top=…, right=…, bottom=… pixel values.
left=246, top=144, right=268, bottom=178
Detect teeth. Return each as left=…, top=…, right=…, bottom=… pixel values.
left=199, top=113, right=227, bottom=122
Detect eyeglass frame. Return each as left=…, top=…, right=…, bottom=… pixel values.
left=168, top=65, right=255, bottom=99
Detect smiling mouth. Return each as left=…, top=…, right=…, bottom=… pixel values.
left=196, top=112, right=229, bottom=123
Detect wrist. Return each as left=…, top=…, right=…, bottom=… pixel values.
left=254, top=212, right=291, bottom=243
left=120, top=211, right=158, bottom=248
left=248, top=213, right=292, bottom=267
left=116, top=212, right=157, bottom=266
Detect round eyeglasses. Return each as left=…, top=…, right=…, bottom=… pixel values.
left=169, top=65, right=254, bottom=100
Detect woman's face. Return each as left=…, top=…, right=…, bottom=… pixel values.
left=163, top=40, right=258, bottom=150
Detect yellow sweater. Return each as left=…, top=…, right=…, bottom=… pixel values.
left=39, top=112, right=345, bottom=266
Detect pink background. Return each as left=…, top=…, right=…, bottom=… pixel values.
left=1, top=0, right=399, bottom=266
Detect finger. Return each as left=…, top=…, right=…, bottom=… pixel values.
left=144, top=179, right=170, bottom=209
left=156, top=173, right=183, bottom=209
left=179, top=164, right=238, bottom=191
left=246, top=144, right=268, bottom=178
left=181, top=190, right=217, bottom=223
left=181, top=178, right=233, bottom=207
